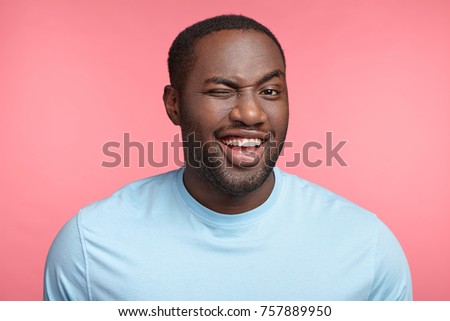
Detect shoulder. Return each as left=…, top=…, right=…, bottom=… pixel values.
left=276, top=168, right=412, bottom=300
left=368, top=219, right=413, bottom=300
left=276, top=168, right=378, bottom=227
left=78, top=169, right=180, bottom=223
left=44, top=170, right=181, bottom=300
left=44, top=213, right=88, bottom=300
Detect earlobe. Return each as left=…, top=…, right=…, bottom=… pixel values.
left=163, top=85, right=181, bottom=125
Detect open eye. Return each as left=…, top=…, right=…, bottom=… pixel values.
left=260, top=88, right=280, bottom=96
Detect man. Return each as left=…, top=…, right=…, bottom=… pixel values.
left=44, top=15, right=412, bottom=300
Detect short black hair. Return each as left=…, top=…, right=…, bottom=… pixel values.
left=168, top=14, right=286, bottom=91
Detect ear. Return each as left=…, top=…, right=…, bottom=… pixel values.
left=163, top=85, right=181, bottom=125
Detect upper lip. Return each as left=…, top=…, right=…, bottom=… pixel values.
left=216, top=129, right=272, bottom=141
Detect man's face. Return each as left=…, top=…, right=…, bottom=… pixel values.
left=179, top=29, right=289, bottom=196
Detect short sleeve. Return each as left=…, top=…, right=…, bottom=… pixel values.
left=368, top=219, right=413, bottom=300
left=44, top=214, right=90, bottom=300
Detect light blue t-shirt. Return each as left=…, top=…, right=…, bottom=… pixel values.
left=44, top=168, right=412, bottom=300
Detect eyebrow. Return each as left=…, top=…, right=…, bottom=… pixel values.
left=203, top=69, right=285, bottom=89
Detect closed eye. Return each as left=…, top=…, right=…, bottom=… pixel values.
left=205, top=89, right=236, bottom=98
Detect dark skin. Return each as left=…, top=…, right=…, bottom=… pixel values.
left=163, top=30, right=289, bottom=214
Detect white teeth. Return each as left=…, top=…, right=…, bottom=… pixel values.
left=222, top=138, right=262, bottom=147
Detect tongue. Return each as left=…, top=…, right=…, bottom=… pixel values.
left=241, top=146, right=256, bottom=152
left=228, top=146, right=260, bottom=167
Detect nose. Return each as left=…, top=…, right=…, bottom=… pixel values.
left=229, top=92, right=268, bottom=126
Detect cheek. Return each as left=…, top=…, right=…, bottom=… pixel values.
left=265, top=105, right=289, bottom=130
left=181, top=97, right=231, bottom=126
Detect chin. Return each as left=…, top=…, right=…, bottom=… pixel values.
left=199, top=155, right=275, bottom=197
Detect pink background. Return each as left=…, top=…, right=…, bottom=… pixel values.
left=1, top=0, right=449, bottom=300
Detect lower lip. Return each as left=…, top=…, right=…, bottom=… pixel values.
left=219, top=141, right=266, bottom=168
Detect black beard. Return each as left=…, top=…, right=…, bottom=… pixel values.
left=182, top=131, right=284, bottom=197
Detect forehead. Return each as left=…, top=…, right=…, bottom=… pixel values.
left=190, top=29, right=285, bottom=83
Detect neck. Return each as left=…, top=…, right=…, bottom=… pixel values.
left=182, top=167, right=275, bottom=214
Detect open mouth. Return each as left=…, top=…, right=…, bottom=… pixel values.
left=218, top=136, right=266, bottom=167
left=221, top=137, right=263, bottom=148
